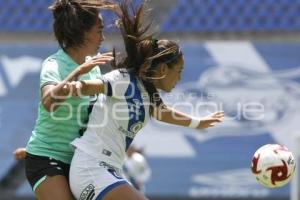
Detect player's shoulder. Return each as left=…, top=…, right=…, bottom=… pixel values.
left=42, top=50, right=62, bottom=69
left=41, top=56, right=59, bottom=72
left=102, top=69, right=134, bottom=98
left=42, top=49, right=71, bottom=70
left=104, top=68, right=130, bottom=81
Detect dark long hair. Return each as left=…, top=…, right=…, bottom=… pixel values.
left=113, top=0, right=183, bottom=111
left=49, top=0, right=115, bottom=49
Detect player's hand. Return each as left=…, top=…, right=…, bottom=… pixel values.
left=197, top=111, right=224, bottom=129
left=13, top=148, right=27, bottom=160
left=77, top=52, right=113, bottom=75
left=62, top=81, right=84, bottom=97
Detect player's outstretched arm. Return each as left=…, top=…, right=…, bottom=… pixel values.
left=74, top=52, right=113, bottom=75
left=63, top=79, right=106, bottom=97
left=153, top=104, right=224, bottom=129
left=42, top=53, right=113, bottom=112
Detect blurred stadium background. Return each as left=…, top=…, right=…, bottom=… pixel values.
left=1, top=0, right=300, bottom=199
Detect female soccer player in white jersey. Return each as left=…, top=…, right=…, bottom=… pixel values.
left=64, top=1, right=224, bottom=200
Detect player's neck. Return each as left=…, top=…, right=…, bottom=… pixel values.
left=65, top=47, right=88, bottom=65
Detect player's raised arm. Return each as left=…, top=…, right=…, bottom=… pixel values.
left=153, top=105, right=224, bottom=129
left=62, top=79, right=105, bottom=97
left=42, top=53, right=113, bottom=112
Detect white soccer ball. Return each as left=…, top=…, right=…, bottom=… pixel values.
left=251, top=144, right=296, bottom=188
left=124, top=152, right=151, bottom=184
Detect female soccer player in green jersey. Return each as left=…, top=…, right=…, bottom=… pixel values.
left=24, top=1, right=115, bottom=200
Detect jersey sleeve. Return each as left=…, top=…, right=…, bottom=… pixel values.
left=40, top=58, right=61, bottom=89
left=101, top=69, right=131, bottom=99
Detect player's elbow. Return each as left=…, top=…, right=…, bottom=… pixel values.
left=42, top=97, right=57, bottom=112
left=41, top=85, right=61, bottom=112
left=42, top=98, right=51, bottom=112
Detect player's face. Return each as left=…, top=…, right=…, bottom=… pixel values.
left=84, top=15, right=105, bottom=55
left=155, top=56, right=184, bottom=92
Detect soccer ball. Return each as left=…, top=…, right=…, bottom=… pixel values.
left=251, top=144, right=296, bottom=188
left=123, top=152, right=151, bottom=190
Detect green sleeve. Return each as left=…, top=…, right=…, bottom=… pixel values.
left=40, top=58, right=61, bottom=89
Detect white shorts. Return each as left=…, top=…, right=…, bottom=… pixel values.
left=69, top=149, right=129, bottom=200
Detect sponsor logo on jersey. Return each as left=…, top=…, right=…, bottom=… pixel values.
left=119, top=126, right=134, bottom=138
left=118, top=121, right=144, bottom=138
left=130, top=122, right=143, bottom=134
left=79, top=184, right=95, bottom=200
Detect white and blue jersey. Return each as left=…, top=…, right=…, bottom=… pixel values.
left=71, top=69, right=150, bottom=169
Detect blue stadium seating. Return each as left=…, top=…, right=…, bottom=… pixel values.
left=0, top=0, right=141, bottom=32
left=162, top=0, right=300, bottom=32
left=1, top=0, right=299, bottom=32
left=0, top=0, right=53, bottom=32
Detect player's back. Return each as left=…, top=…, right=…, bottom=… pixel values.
left=71, top=69, right=150, bottom=169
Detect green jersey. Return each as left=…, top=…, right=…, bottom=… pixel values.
left=26, top=49, right=100, bottom=164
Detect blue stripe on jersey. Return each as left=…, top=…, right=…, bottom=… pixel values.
left=124, top=74, right=145, bottom=151
left=78, top=98, right=97, bottom=137
left=126, top=137, right=133, bottom=151
left=106, top=81, right=112, bottom=96
left=99, top=77, right=112, bottom=96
